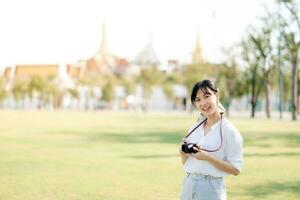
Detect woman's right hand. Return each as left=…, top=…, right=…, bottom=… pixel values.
left=179, top=138, right=189, bottom=156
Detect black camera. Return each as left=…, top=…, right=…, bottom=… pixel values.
left=181, top=142, right=199, bottom=154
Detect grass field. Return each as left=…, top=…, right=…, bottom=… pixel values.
left=0, top=111, right=299, bottom=200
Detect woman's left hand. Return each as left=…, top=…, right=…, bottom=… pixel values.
left=190, top=146, right=211, bottom=161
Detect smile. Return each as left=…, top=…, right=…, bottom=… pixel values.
left=202, top=106, right=210, bottom=112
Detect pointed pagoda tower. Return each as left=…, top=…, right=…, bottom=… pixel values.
left=85, top=23, right=116, bottom=76
left=135, top=32, right=160, bottom=67
left=95, top=23, right=115, bottom=68
left=192, top=32, right=203, bottom=64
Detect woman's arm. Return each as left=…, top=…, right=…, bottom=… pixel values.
left=205, top=154, right=240, bottom=176
left=179, top=150, right=188, bottom=165
left=191, top=147, right=240, bottom=176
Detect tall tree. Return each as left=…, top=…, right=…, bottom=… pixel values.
left=0, top=77, right=8, bottom=108
left=182, top=63, right=214, bottom=112
left=217, top=46, right=248, bottom=116
left=102, top=74, right=117, bottom=109
left=241, top=38, right=265, bottom=118
left=28, top=76, right=47, bottom=109
left=216, top=62, right=245, bottom=116
left=136, top=67, right=164, bottom=111
left=162, top=72, right=184, bottom=110
left=12, top=79, right=28, bottom=109
left=248, top=19, right=275, bottom=118
left=277, top=0, right=300, bottom=120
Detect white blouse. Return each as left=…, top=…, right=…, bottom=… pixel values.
left=183, top=118, right=243, bottom=177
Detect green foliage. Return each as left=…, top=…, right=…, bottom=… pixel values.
left=12, top=80, right=28, bottom=102
left=28, top=76, right=47, bottom=97
left=167, top=72, right=184, bottom=85
left=182, top=63, right=214, bottom=94
left=68, top=88, right=79, bottom=99
left=216, top=63, right=247, bottom=110
left=102, top=79, right=114, bottom=102
left=137, top=67, right=165, bottom=98
left=162, top=82, right=174, bottom=100
left=121, top=77, right=136, bottom=95
left=0, top=77, right=8, bottom=103
left=161, top=72, right=184, bottom=100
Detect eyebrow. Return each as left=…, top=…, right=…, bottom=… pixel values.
left=196, top=92, right=211, bottom=98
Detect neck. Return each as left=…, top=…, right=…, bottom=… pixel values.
left=206, top=111, right=221, bottom=126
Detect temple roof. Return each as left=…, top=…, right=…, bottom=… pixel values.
left=14, top=64, right=59, bottom=79
left=135, top=33, right=160, bottom=67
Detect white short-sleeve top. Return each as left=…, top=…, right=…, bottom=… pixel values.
left=183, top=117, right=243, bottom=177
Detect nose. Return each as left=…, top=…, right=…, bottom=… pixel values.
left=199, top=99, right=207, bottom=107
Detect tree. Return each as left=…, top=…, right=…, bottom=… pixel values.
left=136, top=67, right=164, bottom=111
left=122, top=76, right=136, bottom=96
left=182, top=63, right=214, bottom=112
left=163, top=72, right=184, bottom=110
left=28, top=76, right=47, bottom=109
left=44, top=79, right=60, bottom=109
left=277, top=0, right=300, bottom=120
left=68, top=87, right=79, bottom=110
left=216, top=61, right=245, bottom=116
left=12, top=79, right=28, bottom=109
left=0, top=77, right=8, bottom=108
left=241, top=38, right=265, bottom=118
left=248, top=19, right=275, bottom=119
left=102, top=75, right=117, bottom=109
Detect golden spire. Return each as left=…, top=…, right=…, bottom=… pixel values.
left=100, top=23, right=108, bottom=54
left=192, top=32, right=202, bottom=64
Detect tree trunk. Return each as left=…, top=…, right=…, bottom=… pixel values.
left=251, top=74, right=257, bottom=118
left=264, top=78, right=271, bottom=119
left=251, top=100, right=256, bottom=118
left=185, top=97, right=192, bottom=113
left=225, top=99, right=231, bottom=117
left=291, top=56, right=298, bottom=120
left=297, top=75, right=300, bottom=115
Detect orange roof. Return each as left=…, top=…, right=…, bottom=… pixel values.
left=116, top=58, right=128, bottom=66
left=66, top=64, right=82, bottom=79
left=14, top=64, right=59, bottom=79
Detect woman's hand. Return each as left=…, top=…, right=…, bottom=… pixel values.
left=179, top=138, right=188, bottom=165
left=190, top=146, right=211, bottom=161
left=179, top=138, right=189, bottom=156
left=179, top=144, right=187, bottom=157
left=179, top=148, right=187, bottom=157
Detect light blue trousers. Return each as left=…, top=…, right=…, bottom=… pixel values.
left=180, top=173, right=227, bottom=200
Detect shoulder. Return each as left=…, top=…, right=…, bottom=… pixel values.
left=222, top=118, right=243, bottom=142
left=188, top=121, right=202, bottom=132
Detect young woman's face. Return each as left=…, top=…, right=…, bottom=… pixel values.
left=194, top=88, right=219, bottom=117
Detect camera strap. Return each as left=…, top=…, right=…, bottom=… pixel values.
left=184, top=118, right=207, bottom=139
left=183, top=113, right=223, bottom=152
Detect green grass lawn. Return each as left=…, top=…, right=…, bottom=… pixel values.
left=0, top=111, right=299, bottom=200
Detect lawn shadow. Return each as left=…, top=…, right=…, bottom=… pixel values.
left=48, top=128, right=300, bottom=147
left=86, top=131, right=185, bottom=144
left=243, top=132, right=300, bottom=148
left=244, top=152, right=300, bottom=157
left=245, top=181, right=300, bottom=198
left=121, top=154, right=178, bottom=159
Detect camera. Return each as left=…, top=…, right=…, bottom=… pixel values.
left=181, top=142, right=199, bottom=154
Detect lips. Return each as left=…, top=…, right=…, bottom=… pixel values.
left=202, top=105, right=211, bottom=112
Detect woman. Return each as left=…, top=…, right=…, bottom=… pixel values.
left=179, top=80, right=243, bottom=200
